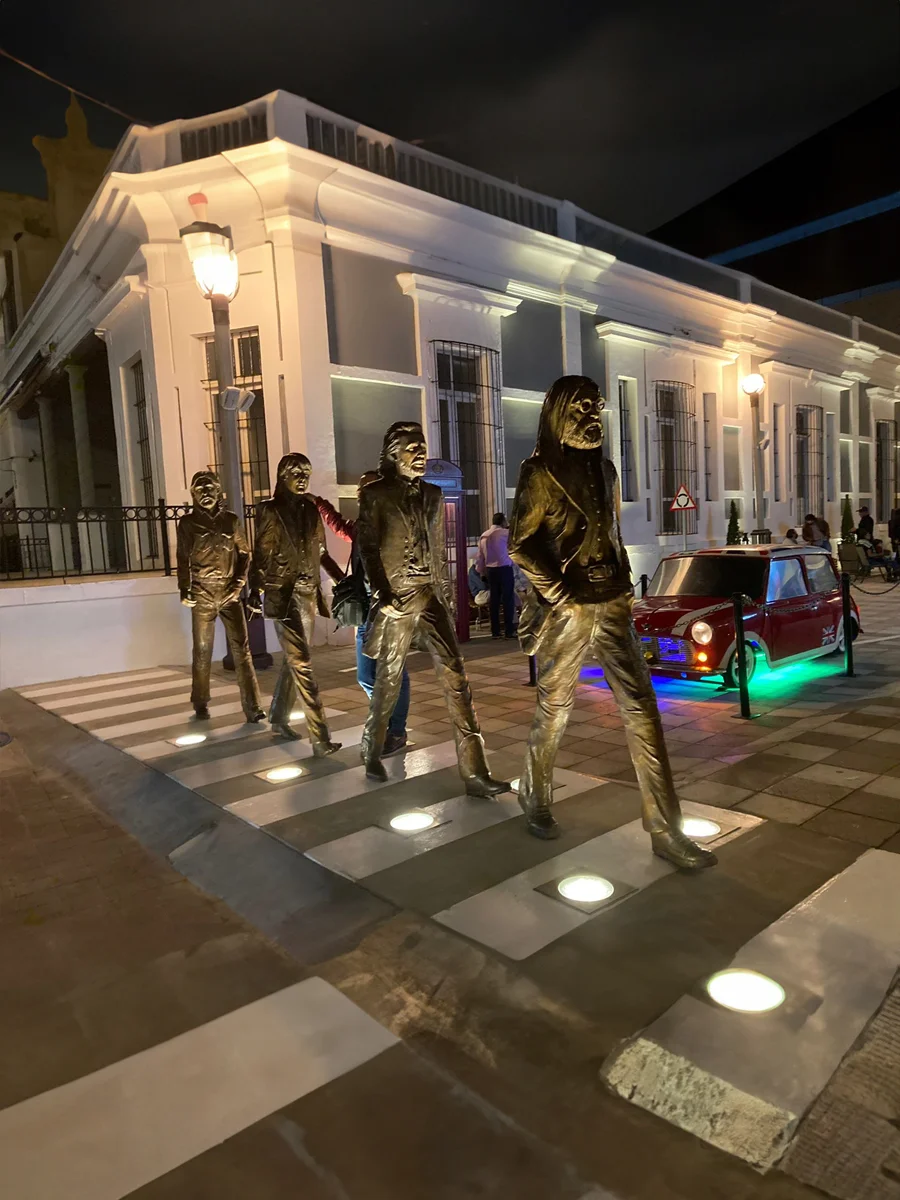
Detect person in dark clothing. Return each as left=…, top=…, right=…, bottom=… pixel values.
left=475, top=513, right=516, bottom=638
left=855, top=506, right=875, bottom=542
left=177, top=470, right=265, bottom=722
left=314, top=472, right=410, bottom=755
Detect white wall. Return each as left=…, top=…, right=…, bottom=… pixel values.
left=0, top=575, right=292, bottom=689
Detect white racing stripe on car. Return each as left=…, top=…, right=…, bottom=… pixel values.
left=671, top=602, right=734, bottom=638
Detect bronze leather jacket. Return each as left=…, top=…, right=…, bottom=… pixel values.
left=176, top=506, right=249, bottom=607
left=357, top=474, right=452, bottom=609
left=249, top=494, right=337, bottom=620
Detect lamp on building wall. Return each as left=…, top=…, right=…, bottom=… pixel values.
left=179, top=192, right=272, bottom=669
left=741, top=373, right=771, bottom=545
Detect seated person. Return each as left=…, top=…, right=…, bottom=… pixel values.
left=782, top=528, right=800, bottom=546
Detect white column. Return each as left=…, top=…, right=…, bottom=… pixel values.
left=36, top=396, right=68, bottom=572
left=65, top=362, right=108, bottom=572
left=561, top=306, right=582, bottom=376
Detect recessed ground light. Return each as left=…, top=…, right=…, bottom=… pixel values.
left=557, top=874, right=615, bottom=905
left=171, top=733, right=207, bottom=747
left=510, top=778, right=520, bottom=792
left=706, top=969, right=785, bottom=1013
left=289, top=710, right=306, bottom=721
left=682, top=816, right=721, bottom=840
left=263, top=765, right=305, bottom=783
left=389, top=811, right=436, bottom=833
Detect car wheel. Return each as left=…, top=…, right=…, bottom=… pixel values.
left=723, top=644, right=757, bottom=689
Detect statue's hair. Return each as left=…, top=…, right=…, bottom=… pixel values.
left=380, top=421, right=424, bottom=471
left=274, top=452, right=311, bottom=500
left=190, top=469, right=219, bottom=489
left=536, top=375, right=602, bottom=458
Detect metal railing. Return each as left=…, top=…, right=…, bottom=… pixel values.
left=0, top=501, right=194, bottom=583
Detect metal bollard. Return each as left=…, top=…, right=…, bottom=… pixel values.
left=526, top=654, right=537, bottom=687
left=731, top=591, right=753, bottom=720
left=841, top=572, right=855, bottom=677
left=640, top=573, right=649, bottom=598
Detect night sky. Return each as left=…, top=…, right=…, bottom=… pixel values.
left=1, top=0, right=898, bottom=232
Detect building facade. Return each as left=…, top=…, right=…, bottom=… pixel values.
left=2, top=90, right=900, bottom=684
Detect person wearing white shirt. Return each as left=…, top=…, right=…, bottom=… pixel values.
left=475, top=513, right=516, bottom=638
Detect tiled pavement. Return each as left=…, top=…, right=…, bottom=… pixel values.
left=3, top=590, right=900, bottom=1198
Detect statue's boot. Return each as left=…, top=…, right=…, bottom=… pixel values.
left=651, top=829, right=717, bottom=870
left=465, top=774, right=511, bottom=798
left=312, top=739, right=342, bottom=757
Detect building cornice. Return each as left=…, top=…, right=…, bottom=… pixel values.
left=595, top=321, right=738, bottom=364
left=843, top=341, right=882, bottom=365
left=396, top=273, right=522, bottom=317
left=760, top=360, right=851, bottom=390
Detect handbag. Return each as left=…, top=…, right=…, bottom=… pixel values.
left=331, top=542, right=369, bottom=629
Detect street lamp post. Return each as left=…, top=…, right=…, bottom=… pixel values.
left=741, top=373, right=771, bottom=545
left=179, top=192, right=272, bottom=668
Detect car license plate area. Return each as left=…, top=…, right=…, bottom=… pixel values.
left=641, top=636, right=690, bottom=664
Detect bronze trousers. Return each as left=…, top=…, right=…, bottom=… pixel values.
left=268, top=589, right=332, bottom=746
left=361, top=589, right=489, bottom=780
left=190, top=600, right=262, bottom=718
left=521, top=593, right=681, bottom=834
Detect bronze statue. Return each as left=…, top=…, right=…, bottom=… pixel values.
left=176, top=470, right=265, bottom=722
left=357, top=422, right=508, bottom=796
left=508, top=376, right=715, bottom=869
left=248, top=453, right=342, bottom=754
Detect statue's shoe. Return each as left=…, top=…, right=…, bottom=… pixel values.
left=651, top=829, right=717, bottom=870
left=465, top=774, right=511, bottom=798
left=362, top=755, right=388, bottom=782
left=245, top=709, right=266, bottom=724
left=271, top=722, right=301, bottom=741
left=193, top=706, right=210, bottom=720
left=524, top=808, right=560, bottom=840
left=312, top=740, right=342, bottom=758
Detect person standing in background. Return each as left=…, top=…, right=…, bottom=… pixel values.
left=475, top=512, right=516, bottom=639
left=313, top=473, right=411, bottom=756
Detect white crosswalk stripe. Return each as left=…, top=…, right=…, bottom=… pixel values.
left=0, top=978, right=397, bottom=1200
left=19, top=668, right=179, bottom=699
left=171, top=724, right=368, bottom=790
left=41, top=677, right=195, bottom=711
left=129, top=708, right=343, bottom=761
left=62, top=685, right=236, bottom=725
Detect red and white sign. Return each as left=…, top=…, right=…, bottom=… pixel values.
left=669, top=484, right=697, bottom=512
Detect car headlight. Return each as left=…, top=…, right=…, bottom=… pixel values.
left=691, top=620, right=713, bottom=645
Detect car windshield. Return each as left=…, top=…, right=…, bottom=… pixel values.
left=647, top=555, right=767, bottom=600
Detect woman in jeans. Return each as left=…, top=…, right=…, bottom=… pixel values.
left=313, top=472, right=411, bottom=756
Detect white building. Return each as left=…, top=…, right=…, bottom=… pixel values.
left=2, top=90, right=899, bottom=686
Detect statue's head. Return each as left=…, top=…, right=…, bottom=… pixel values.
left=380, top=422, right=427, bottom=480
left=275, top=452, right=311, bottom=497
left=190, top=470, right=222, bottom=512
left=537, top=376, right=605, bottom=455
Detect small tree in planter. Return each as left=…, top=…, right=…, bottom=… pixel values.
left=726, top=500, right=741, bottom=545
left=841, top=495, right=854, bottom=541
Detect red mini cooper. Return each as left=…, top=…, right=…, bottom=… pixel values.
left=632, top=546, right=860, bottom=686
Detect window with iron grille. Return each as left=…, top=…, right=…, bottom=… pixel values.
left=794, top=404, right=824, bottom=523
left=433, top=341, right=503, bottom=538
left=702, top=392, right=717, bottom=500
left=772, top=404, right=782, bottom=501
left=876, top=419, right=896, bottom=521
left=131, top=359, right=158, bottom=558
left=654, top=381, right=697, bottom=534
left=202, top=328, right=270, bottom=509
left=618, top=378, right=637, bottom=501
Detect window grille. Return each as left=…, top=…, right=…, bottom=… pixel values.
left=773, top=404, right=782, bottom=502
left=202, top=327, right=270, bottom=509
left=825, top=412, right=836, bottom=503
left=306, top=114, right=557, bottom=235
left=618, top=379, right=636, bottom=501
left=875, top=419, right=897, bottom=521
left=131, top=359, right=157, bottom=558
left=702, top=393, right=717, bottom=501
left=432, top=341, right=503, bottom=537
left=794, top=404, right=824, bottom=523
left=180, top=112, right=267, bottom=163
left=654, top=381, right=698, bottom=535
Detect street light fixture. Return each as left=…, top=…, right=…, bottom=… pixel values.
left=179, top=192, right=272, bottom=669
left=741, top=373, right=770, bottom=545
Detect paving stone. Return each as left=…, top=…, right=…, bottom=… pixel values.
left=703, top=752, right=806, bottom=793
left=736, top=793, right=824, bottom=825
left=677, top=780, right=752, bottom=808
left=835, top=790, right=900, bottom=823
left=804, top=809, right=900, bottom=848
left=767, top=742, right=836, bottom=763
left=794, top=763, right=878, bottom=789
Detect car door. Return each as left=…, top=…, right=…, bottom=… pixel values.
left=763, top=556, right=820, bottom=661
left=802, top=552, right=841, bottom=651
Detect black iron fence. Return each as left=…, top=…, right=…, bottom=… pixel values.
left=0, top=501, right=199, bottom=582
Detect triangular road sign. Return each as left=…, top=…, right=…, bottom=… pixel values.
left=669, top=484, right=697, bottom=512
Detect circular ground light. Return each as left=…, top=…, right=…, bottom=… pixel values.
left=265, top=765, right=304, bottom=783
left=682, top=816, right=721, bottom=840
left=706, top=969, right=785, bottom=1013
left=557, top=874, right=615, bottom=904
left=389, top=811, right=436, bottom=833
left=174, top=733, right=207, bottom=747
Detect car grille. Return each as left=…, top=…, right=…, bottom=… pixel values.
left=641, top=635, right=690, bottom=664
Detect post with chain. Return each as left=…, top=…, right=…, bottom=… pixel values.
left=640, top=573, right=649, bottom=598
left=731, top=591, right=755, bottom=720
left=841, top=572, right=855, bottom=677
